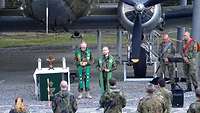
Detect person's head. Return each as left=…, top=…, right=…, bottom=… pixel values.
left=109, top=78, right=117, bottom=86
left=14, top=97, right=26, bottom=112
left=102, top=46, right=109, bottom=56
left=184, top=31, right=191, bottom=41
left=60, top=80, right=68, bottom=91
left=146, top=83, right=156, bottom=94
left=158, top=78, right=166, bottom=87
left=80, top=41, right=87, bottom=51
left=195, top=88, right=200, bottom=99
left=48, top=54, right=54, bottom=60
left=162, top=33, right=170, bottom=43
left=74, top=31, right=80, bottom=37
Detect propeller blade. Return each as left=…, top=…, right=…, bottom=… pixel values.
left=131, top=13, right=142, bottom=63
left=144, top=0, right=163, bottom=7
left=121, top=0, right=136, bottom=6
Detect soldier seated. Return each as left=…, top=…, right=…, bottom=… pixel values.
left=187, top=88, right=200, bottom=113
left=137, top=83, right=167, bottom=113
left=99, top=79, right=126, bottom=113
left=52, top=80, right=77, bottom=113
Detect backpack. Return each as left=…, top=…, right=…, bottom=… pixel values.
left=55, top=93, right=73, bottom=113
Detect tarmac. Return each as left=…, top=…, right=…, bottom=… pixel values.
left=0, top=45, right=197, bottom=113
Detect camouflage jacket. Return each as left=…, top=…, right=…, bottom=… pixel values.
left=52, top=90, right=77, bottom=113
left=183, top=39, right=197, bottom=62
left=99, top=86, right=126, bottom=113
left=187, top=100, right=200, bottom=113
left=156, top=87, right=172, bottom=113
left=159, top=42, right=175, bottom=61
left=137, top=94, right=167, bottom=113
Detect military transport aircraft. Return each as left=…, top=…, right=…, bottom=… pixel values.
left=0, top=0, right=192, bottom=77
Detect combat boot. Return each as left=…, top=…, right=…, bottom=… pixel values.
left=78, top=93, right=83, bottom=99
left=185, top=83, right=192, bottom=92
left=86, top=92, right=92, bottom=99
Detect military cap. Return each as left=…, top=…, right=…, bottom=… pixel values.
left=150, top=77, right=160, bottom=85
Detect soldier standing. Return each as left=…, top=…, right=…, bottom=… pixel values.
left=137, top=83, right=167, bottom=113
left=52, top=81, right=77, bottom=113
left=99, top=79, right=126, bottom=113
left=74, top=41, right=94, bottom=99
left=158, top=33, right=176, bottom=89
left=187, top=88, right=200, bottom=113
left=182, top=31, right=198, bottom=92
left=97, top=46, right=117, bottom=94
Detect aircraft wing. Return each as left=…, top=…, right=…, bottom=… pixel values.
left=162, top=5, right=192, bottom=30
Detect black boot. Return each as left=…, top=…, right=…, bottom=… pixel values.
left=185, top=83, right=192, bottom=92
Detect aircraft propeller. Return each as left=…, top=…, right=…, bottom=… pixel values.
left=121, top=0, right=163, bottom=63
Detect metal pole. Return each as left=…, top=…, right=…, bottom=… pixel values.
left=46, top=0, right=49, bottom=34
left=192, top=0, right=200, bottom=79
left=176, top=27, right=185, bottom=53
left=97, top=30, right=102, bottom=56
left=0, top=0, right=5, bottom=9
left=180, top=0, right=187, bottom=6
left=117, top=29, right=123, bottom=63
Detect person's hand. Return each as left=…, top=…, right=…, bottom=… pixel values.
left=80, top=62, right=84, bottom=66
left=183, top=57, right=190, bottom=64
left=82, top=62, right=87, bottom=66
left=164, top=58, right=169, bottom=63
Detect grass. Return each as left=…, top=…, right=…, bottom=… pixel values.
left=0, top=32, right=126, bottom=48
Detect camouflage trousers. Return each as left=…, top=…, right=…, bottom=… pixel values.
left=183, top=61, right=198, bottom=88
left=159, top=62, right=175, bottom=84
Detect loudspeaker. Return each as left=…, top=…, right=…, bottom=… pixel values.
left=172, top=84, right=184, bottom=107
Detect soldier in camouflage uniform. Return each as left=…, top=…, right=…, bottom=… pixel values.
left=52, top=81, right=77, bottom=113
left=182, top=32, right=198, bottom=92
left=156, top=78, right=172, bottom=113
left=97, top=47, right=117, bottom=94
left=187, top=88, right=200, bottom=113
left=137, top=83, right=167, bottom=113
left=74, top=41, right=94, bottom=99
left=99, top=79, right=126, bottom=113
left=158, top=33, right=176, bottom=88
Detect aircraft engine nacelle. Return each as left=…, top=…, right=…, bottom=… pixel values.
left=23, top=0, right=93, bottom=26
left=118, top=2, right=162, bottom=33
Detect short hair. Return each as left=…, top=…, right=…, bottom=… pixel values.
left=60, top=80, right=68, bottom=90
left=109, top=78, right=117, bottom=86
left=195, top=88, right=200, bottom=98
left=146, top=83, right=156, bottom=94
left=158, top=78, right=166, bottom=87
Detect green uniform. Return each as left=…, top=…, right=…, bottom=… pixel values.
left=99, top=86, right=126, bottom=113
left=187, top=100, right=200, bottom=113
left=183, top=39, right=198, bottom=89
left=97, top=55, right=117, bottom=93
left=75, top=48, right=93, bottom=92
left=156, top=87, right=172, bottom=113
left=137, top=94, right=167, bottom=113
left=52, top=90, right=77, bottom=113
left=159, top=41, right=175, bottom=84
